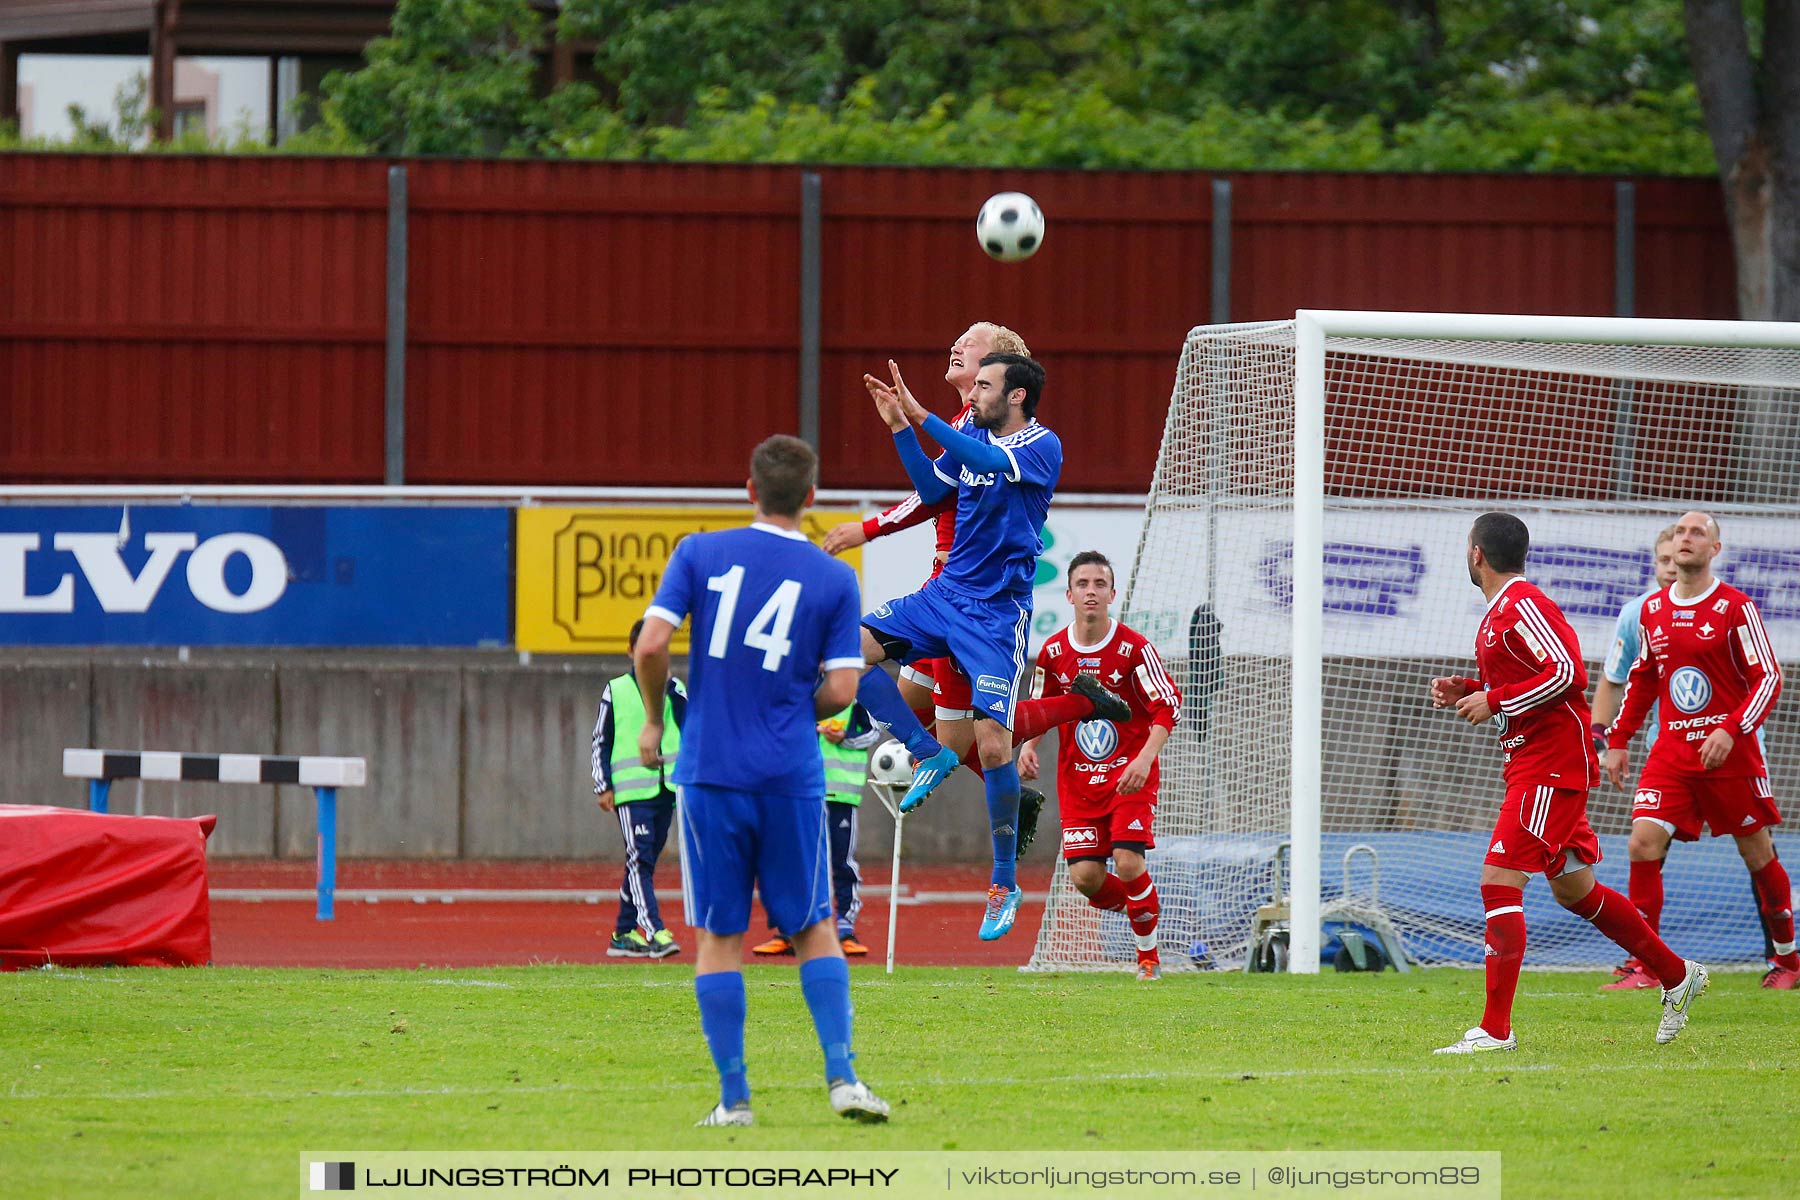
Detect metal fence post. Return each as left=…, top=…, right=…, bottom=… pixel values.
left=385, top=165, right=409, bottom=486
left=1611, top=181, right=1637, bottom=498
left=1614, top=181, right=1636, bottom=318
left=1211, top=178, right=1233, bottom=325
left=799, top=171, right=823, bottom=449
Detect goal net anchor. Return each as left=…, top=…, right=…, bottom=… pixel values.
left=1244, top=842, right=1412, bottom=974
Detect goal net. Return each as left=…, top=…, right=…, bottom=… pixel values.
left=1027, top=312, right=1800, bottom=973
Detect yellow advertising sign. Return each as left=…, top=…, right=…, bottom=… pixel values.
left=515, top=507, right=863, bottom=654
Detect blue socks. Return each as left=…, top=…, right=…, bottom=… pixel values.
left=985, top=761, right=1021, bottom=889
left=858, top=666, right=942, bottom=760
left=694, top=971, right=750, bottom=1108
left=697, top=957, right=859, bottom=1104
left=799, top=955, right=857, bottom=1085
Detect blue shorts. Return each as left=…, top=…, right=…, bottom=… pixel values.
left=862, top=583, right=1032, bottom=729
left=676, top=783, right=832, bottom=936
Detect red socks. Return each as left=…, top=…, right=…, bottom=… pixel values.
left=1628, top=858, right=1665, bottom=933
left=1087, top=874, right=1158, bottom=955
left=958, top=742, right=985, bottom=780
left=1570, top=882, right=1686, bottom=988
left=1751, top=859, right=1799, bottom=970
left=1479, top=885, right=1526, bottom=1040
left=1125, top=877, right=1160, bottom=951
left=1013, top=694, right=1095, bottom=743
left=1086, top=874, right=1128, bottom=912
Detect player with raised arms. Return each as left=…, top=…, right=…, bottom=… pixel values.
left=854, top=352, right=1068, bottom=940
left=823, top=321, right=1129, bottom=850
left=1019, top=550, right=1181, bottom=980
left=1603, top=511, right=1795, bottom=989
left=1594, top=522, right=1779, bottom=988
left=633, top=434, right=889, bottom=1127
left=1430, top=512, right=1706, bottom=1053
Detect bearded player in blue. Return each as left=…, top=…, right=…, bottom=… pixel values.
left=857, top=352, right=1062, bottom=942
left=633, top=435, right=889, bottom=1128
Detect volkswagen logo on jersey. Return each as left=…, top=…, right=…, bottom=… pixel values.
left=1074, top=718, right=1120, bottom=761
left=1669, top=666, right=1713, bottom=714
left=1492, top=711, right=1508, bottom=735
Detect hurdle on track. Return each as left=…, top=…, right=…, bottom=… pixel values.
left=62, top=749, right=367, bottom=921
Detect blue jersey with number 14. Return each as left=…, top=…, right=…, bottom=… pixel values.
left=645, top=522, right=864, bottom=796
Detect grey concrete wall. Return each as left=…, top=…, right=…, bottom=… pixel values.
left=460, top=660, right=616, bottom=859
left=91, top=659, right=280, bottom=855
left=0, top=659, right=92, bottom=809
left=5, top=648, right=1795, bottom=862
left=275, top=662, right=464, bottom=858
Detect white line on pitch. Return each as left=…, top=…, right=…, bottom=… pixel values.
left=0, top=1058, right=1766, bottom=1105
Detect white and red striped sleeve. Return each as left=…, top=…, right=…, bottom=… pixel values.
left=1729, top=597, right=1782, bottom=736
left=1489, top=596, right=1581, bottom=716
left=1132, top=642, right=1182, bottom=731
left=861, top=491, right=954, bottom=540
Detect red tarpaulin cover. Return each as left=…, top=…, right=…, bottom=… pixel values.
left=0, top=804, right=214, bottom=970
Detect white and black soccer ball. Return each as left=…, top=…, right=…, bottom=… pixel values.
left=976, top=191, right=1045, bottom=262
left=869, top=739, right=915, bottom=787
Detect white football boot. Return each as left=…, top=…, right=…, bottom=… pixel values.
left=828, top=1080, right=891, bottom=1123
left=1656, top=960, right=1709, bottom=1044
left=695, top=1102, right=753, bottom=1127
left=1433, top=1026, right=1517, bottom=1055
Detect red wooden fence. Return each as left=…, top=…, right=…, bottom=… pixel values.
left=0, top=154, right=1735, bottom=490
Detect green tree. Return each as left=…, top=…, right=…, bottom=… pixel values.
left=1683, top=0, right=1800, bottom=320
left=300, top=0, right=546, bottom=154
left=558, top=0, right=1123, bottom=123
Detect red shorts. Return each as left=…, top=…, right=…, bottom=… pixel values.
left=931, top=658, right=974, bottom=718
left=1483, top=784, right=1600, bottom=878
left=1631, top=762, right=1781, bottom=842
left=899, top=658, right=937, bottom=692
left=1060, top=796, right=1156, bottom=860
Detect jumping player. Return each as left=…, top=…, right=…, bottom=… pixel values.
left=1603, top=511, right=1795, bottom=989
left=1429, top=512, right=1706, bottom=1053
left=854, top=353, right=1070, bottom=940
left=824, top=322, right=1128, bottom=844
left=634, top=434, right=889, bottom=1126
left=1018, top=550, right=1181, bottom=981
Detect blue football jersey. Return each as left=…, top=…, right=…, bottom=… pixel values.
left=931, top=419, right=1062, bottom=600
left=644, top=523, right=864, bottom=795
left=1605, top=588, right=1660, bottom=748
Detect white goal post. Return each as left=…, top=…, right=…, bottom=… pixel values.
left=1027, top=310, right=1800, bottom=975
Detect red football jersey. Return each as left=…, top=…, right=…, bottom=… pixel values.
left=861, top=402, right=974, bottom=582
left=1455, top=577, right=1597, bottom=789
left=1607, top=578, right=1781, bottom=777
left=1033, top=620, right=1181, bottom=809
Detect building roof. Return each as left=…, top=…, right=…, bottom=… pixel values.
left=0, top=1, right=561, bottom=57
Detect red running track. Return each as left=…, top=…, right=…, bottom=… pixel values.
left=207, top=860, right=1056, bottom=969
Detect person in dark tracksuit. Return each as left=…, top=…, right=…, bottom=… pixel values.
left=753, top=702, right=878, bottom=957
left=593, top=620, right=688, bottom=959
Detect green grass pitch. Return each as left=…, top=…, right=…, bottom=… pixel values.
left=3, top=965, right=1789, bottom=1198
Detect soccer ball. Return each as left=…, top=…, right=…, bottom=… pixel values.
left=976, top=191, right=1045, bottom=262
left=869, top=739, right=915, bottom=787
